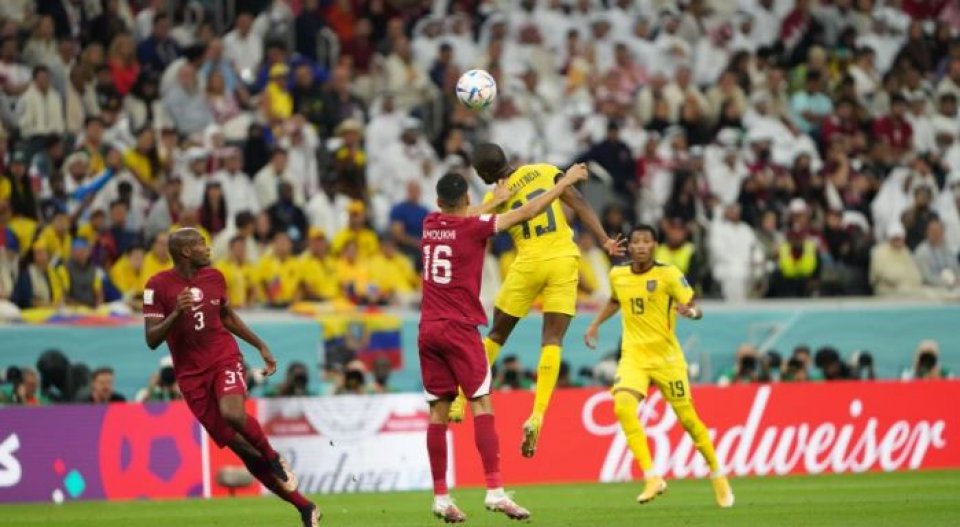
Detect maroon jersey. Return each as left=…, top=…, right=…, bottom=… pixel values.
left=143, top=267, right=242, bottom=390
left=420, top=212, right=497, bottom=326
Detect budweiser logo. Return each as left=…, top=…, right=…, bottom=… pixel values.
left=583, top=385, right=949, bottom=480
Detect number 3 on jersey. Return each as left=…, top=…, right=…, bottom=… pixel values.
left=423, top=244, right=452, bottom=284
left=193, top=311, right=205, bottom=330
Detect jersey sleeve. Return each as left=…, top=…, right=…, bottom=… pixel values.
left=669, top=267, right=695, bottom=305
left=212, top=268, right=230, bottom=307
left=608, top=268, right=620, bottom=302
left=470, top=214, right=498, bottom=240
left=143, top=276, right=168, bottom=319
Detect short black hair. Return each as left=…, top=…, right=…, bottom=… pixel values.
left=32, top=65, right=50, bottom=78
left=629, top=224, right=658, bottom=239
left=91, top=367, right=114, bottom=380
left=472, top=143, right=510, bottom=183
left=436, top=172, right=469, bottom=209
left=109, top=199, right=128, bottom=210
left=153, top=12, right=169, bottom=26
left=229, top=234, right=245, bottom=246
left=84, top=115, right=104, bottom=127
left=235, top=210, right=255, bottom=229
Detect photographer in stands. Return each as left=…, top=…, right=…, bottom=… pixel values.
left=903, top=340, right=953, bottom=380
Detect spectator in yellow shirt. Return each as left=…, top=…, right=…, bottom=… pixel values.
left=12, top=241, right=65, bottom=309
left=337, top=239, right=384, bottom=305
left=299, top=227, right=340, bottom=301
left=36, top=211, right=72, bottom=263
left=331, top=200, right=379, bottom=258
left=123, top=127, right=161, bottom=192
left=140, top=232, right=173, bottom=289
left=262, top=63, right=293, bottom=124
left=369, top=237, right=419, bottom=303
left=257, top=231, right=301, bottom=307
left=110, top=246, right=145, bottom=299
left=216, top=235, right=259, bottom=308
left=654, top=217, right=698, bottom=276
left=170, top=209, right=212, bottom=245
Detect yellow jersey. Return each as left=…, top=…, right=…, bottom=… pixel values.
left=140, top=251, right=173, bottom=290
left=0, top=177, right=10, bottom=201
left=109, top=255, right=141, bottom=296
left=257, top=254, right=301, bottom=305
left=123, top=149, right=156, bottom=184
left=330, top=228, right=380, bottom=258
left=609, top=262, right=694, bottom=368
left=485, top=164, right=579, bottom=264
left=299, top=253, right=340, bottom=300
left=370, top=253, right=419, bottom=295
left=217, top=258, right=259, bottom=307
left=37, top=226, right=71, bottom=263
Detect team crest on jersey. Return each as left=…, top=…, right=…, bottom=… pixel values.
left=646, top=280, right=657, bottom=292
left=143, top=289, right=154, bottom=305
left=189, top=287, right=204, bottom=302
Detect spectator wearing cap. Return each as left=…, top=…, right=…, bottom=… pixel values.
left=216, top=234, right=259, bottom=308
left=262, top=63, right=293, bottom=124
left=329, top=118, right=367, bottom=199
left=870, top=222, right=924, bottom=296
left=257, top=231, right=301, bottom=307
left=254, top=148, right=303, bottom=210
left=298, top=227, right=340, bottom=302
left=213, top=147, right=259, bottom=224
left=331, top=200, right=379, bottom=259
left=57, top=239, right=104, bottom=308
left=913, top=218, right=960, bottom=289
left=12, top=240, right=65, bottom=309
left=162, top=63, right=213, bottom=136
left=19, top=66, right=65, bottom=149
left=136, top=13, right=181, bottom=74
left=389, top=181, right=430, bottom=267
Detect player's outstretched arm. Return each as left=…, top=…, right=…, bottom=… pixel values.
left=144, top=288, right=192, bottom=349
left=676, top=301, right=703, bottom=320
left=220, top=305, right=278, bottom=376
left=466, top=179, right=513, bottom=216
left=559, top=182, right=625, bottom=256
left=584, top=297, right=621, bottom=349
left=496, top=163, right=589, bottom=231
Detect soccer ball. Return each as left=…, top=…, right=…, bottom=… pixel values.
left=456, top=69, right=497, bottom=110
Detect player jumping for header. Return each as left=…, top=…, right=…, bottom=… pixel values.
left=448, top=143, right=625, bottom=458
left=419, top=165, right=589, bottom=522
left=584, top=225, right=734, bottom=508
left=143, top=228, right=320, bottom=526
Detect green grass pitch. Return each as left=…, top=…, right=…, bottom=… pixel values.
left=2, top=470, right=958, bottom=527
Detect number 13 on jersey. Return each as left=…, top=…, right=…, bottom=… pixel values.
left=423, top=244, right=452, bottom=284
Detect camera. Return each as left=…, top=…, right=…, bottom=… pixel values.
left=739, top=355, right=757, bottom=373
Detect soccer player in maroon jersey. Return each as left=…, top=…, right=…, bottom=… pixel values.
left=419, top=164, right=589, bottom=522
left=143, top=228, right=320, bottom=526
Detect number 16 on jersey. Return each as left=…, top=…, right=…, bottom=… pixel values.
left=423, top=244, right=453, bottom=284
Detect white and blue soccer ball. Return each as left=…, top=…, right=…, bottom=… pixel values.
left=456, top=69, right=497, bottom=110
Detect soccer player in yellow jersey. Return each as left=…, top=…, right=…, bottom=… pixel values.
left=449, top=143, right=624, bottom=457
left=584, top=225, right=734, bottom=508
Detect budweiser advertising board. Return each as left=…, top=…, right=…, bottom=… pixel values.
left=452, top=381, right=960, bottom=485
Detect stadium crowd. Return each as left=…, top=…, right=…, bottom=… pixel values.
left=1, top=0, right=960, bottom=401
left=0, top=0, right=959, bottom=318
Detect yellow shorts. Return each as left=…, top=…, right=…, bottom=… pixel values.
left=495, top=256, right=579, bottom=318
left=612, top=356, right=692, bottom=404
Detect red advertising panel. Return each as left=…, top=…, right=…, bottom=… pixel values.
left=452, top=381, right=960, bottom=486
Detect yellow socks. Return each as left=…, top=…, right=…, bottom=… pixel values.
left=613, top=391, right=654, bottom=473
left=532, top=345, right=561, bottom=417
left=673, top=402, right=720, bottom=473
left=483, top=337, right=502, bottom=365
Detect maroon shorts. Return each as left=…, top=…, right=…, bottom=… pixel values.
left=180, top=360, right=247, bottom=448
left=418, top=319, right=491, bottom=402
